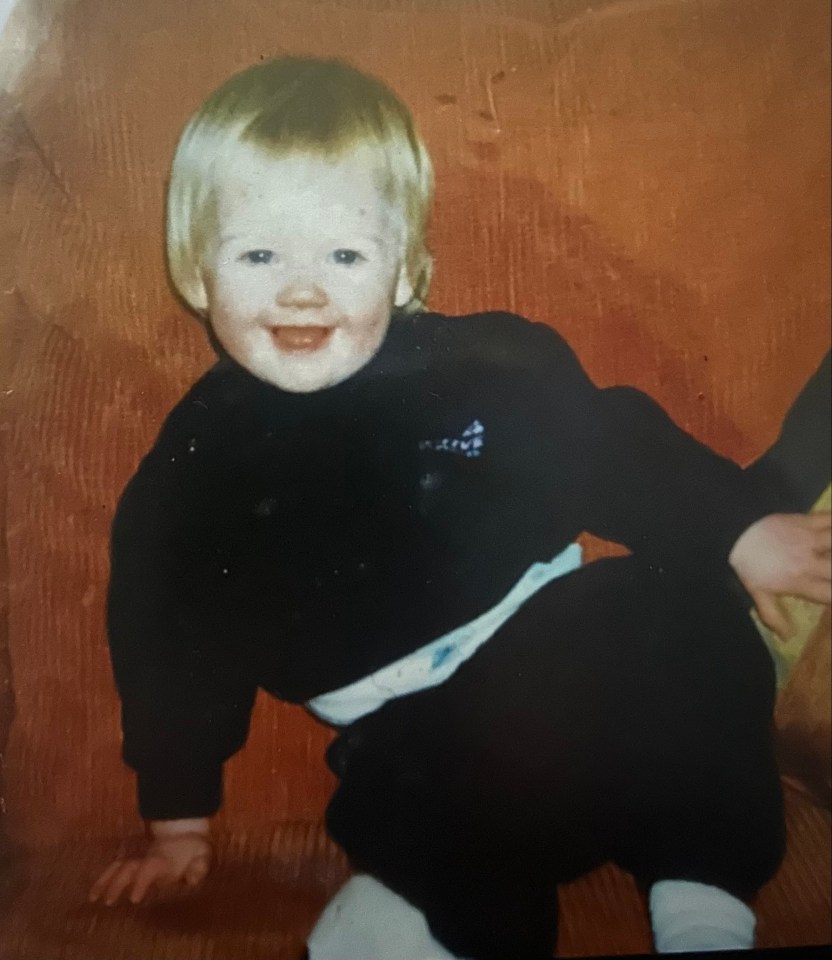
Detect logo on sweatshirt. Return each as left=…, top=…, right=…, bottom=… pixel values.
left=418, top=420, right=485, bottom=458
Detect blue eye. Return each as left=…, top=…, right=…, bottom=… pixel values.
left=332, top=249, right=364, bottom=265
left=241, top=250, right=274, bottom=265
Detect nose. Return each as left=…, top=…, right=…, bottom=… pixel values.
left=276, top=277, right=328, bottom=310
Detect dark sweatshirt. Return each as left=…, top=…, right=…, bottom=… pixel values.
left=107, top=311, right=786, bottom=819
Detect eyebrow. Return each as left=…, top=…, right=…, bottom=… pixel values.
left=218, top=234, right=390, bottom=249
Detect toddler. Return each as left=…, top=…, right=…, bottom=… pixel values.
left=89, top=57, right=831, bottom=959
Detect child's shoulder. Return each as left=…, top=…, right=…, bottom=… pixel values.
left=148, top=359, right=262, bottom=458
left=405, top=309, right=567, bottom=349
left=405, top=309, right=580, bottom=372
left=408, top=308, right=560, bottom=340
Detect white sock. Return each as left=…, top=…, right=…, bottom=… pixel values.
left=307, top=874, right=464, bottom=960
left=649, top=879, right=756, bottom=952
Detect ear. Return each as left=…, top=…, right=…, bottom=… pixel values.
left=190, top=284, right=209, bottom=314
left=394, top=265, right=414, bottom=308
left=188, top=267, right=210, bottom=314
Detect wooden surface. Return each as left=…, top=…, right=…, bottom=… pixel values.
left=0, top=0, right=830, bottom=955
left=0, top=785, right=829, bottom=959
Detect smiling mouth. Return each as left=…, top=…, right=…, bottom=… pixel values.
left=269, top=326, right=334, bottom=353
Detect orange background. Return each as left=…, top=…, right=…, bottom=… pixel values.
left=1, top=0, right=829, bottom=855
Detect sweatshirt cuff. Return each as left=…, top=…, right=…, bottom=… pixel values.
left=135, top=762, right=223, bottom=821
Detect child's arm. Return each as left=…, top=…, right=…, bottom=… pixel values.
left=513, top=317, right=829, bottom=605
left=729, top=511, right=831, bottom=639
left=97, top=389, right=258, bottom=902
left=89, top=818, right=212, bottom=905
left=745, top=352, right=831, bottom=515
left=567, top=382, right=789, bottom=574
left=106, top=451, right=258, bottom=823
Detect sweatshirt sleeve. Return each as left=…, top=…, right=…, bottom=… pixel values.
left=516, top=316, right=784, bottom=573
left=107, top=399, right=258, bottom=821
left=745, top=350, right=830, bottom=514
left=573, top=384, right=784, bottom=571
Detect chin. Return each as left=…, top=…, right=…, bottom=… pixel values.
left=255, top=345, right=375, bottom=394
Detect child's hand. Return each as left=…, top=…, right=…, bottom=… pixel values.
left=729, top=512, right=831, bottom=640
left=88, top=818, right=212, bottom=906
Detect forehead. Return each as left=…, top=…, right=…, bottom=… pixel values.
left=214, top=146, right=399, bottom=228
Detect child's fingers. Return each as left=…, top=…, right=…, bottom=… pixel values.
left=102, top=860, right=142, bottom=906
left=184, top=854, right=211, bottom=887
left=89, top=859, right=125, bottom=902
left=129, top=857, right=170, bottom=904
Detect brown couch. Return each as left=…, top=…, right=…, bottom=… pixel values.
left=1, top=1, right=829, bottom=956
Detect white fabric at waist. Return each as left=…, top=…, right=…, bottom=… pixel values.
left=306, top=542, right=583, bottom=726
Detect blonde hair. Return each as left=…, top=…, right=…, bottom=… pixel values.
left=166, top=56, right=434, bottom=315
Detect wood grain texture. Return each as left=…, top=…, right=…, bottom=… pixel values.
left=0, top=0, right=829, bottom=955
left=0, top=786, right=829, bottom=958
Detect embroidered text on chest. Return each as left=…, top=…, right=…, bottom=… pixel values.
left=418, top=420, right=485, bottom=458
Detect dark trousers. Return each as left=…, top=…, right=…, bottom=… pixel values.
left=326, top=557, right=784, bottom=960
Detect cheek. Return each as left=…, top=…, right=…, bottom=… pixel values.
left=337, top=271, right=397, bottom=318
left=207, top=301, right=257, bottom=355
left=209, top=296, right=238, bottom=331
left=211, top=263, right=268, bottom=303
left=208, top=314, right=243, bottom=358
left=208, top=275, right=262, bottom=326
left=346, top=308, right=391, bottom=354
left=345, top=298, right=390, bottom=336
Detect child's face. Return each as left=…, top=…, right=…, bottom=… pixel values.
left=204, top=147, right=413, bottom=392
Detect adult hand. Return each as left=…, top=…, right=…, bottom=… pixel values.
left=729, top=512, right=831, bottom=640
